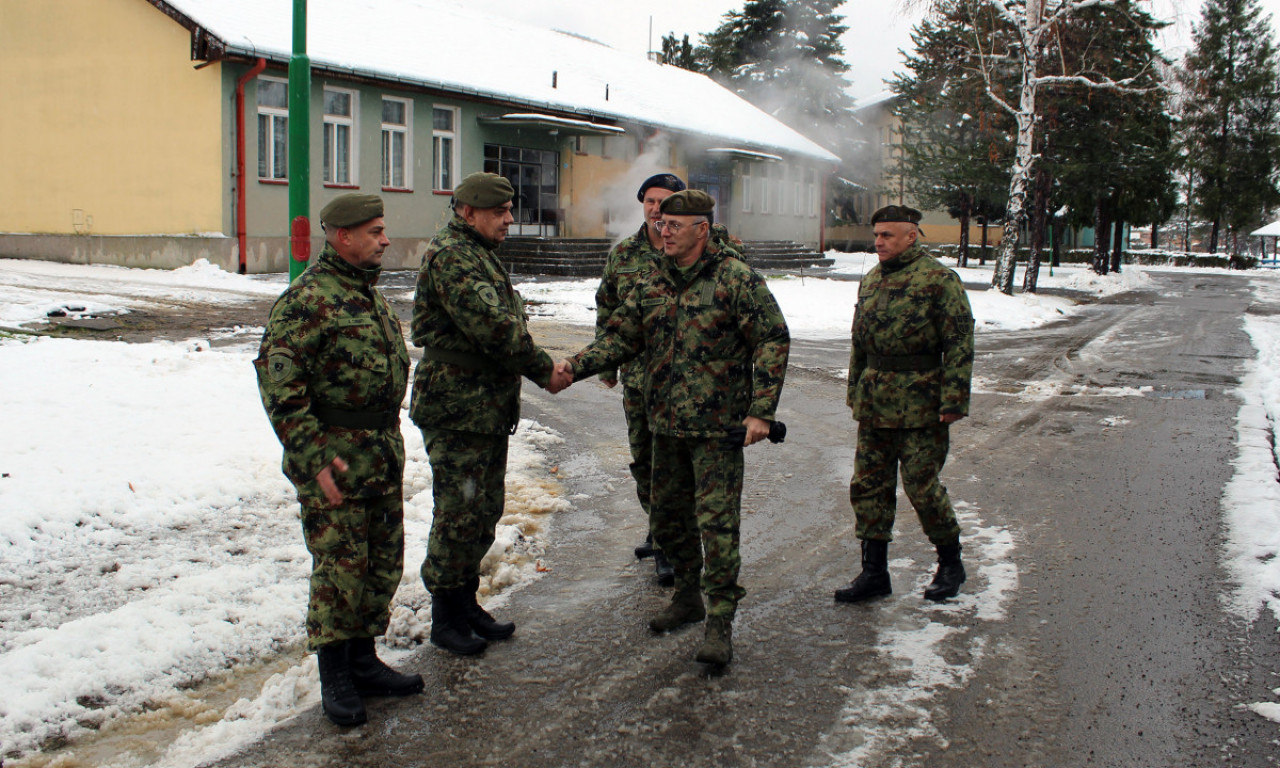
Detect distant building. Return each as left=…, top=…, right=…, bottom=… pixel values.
left=0, top=0, right=840, bottom=273
left=830, top=92, right=1005, bottom=253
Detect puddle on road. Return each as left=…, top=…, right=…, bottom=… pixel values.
left=1151, top=388, right=1208, bottom=400
left=8, top=649, right=306, bottom=768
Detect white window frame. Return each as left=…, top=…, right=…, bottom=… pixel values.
left=794, top=178, right=803, bottom=216
left=741, top=166, right=753, bottom=213
left=759, top=173, right=770, bottom=214
left=433, top=105, right=461, bottom=192
left=808, top=169, right=819, bottom=217
left=381, top=96, right=412, bottom=190
left=323, top=87, right=358, bottom=186
left=257, top=77, right=288, bottom=181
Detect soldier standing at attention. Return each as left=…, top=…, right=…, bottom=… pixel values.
left=409, top=172, right=572, bottom=657
left=593, top=173, right=687, bottom=586
left=561, top=190, right=790, bottom=666
left=834, top=205, right=975, bottom=605
left=255, top=193, right=423, bottom=728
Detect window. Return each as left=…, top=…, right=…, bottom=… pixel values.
left=794, top=177, right=803, bottom=216
left=808, top=169, right=819, bottom=217
left=433, top=106, right=459, bottom=191
left=759, top=172, right=770, bottom=214
left=257, top=78, right=288, bottom=181
left=741, top=166, right=753, bottom=213
left=775, top=165, right=787, bottom=214
left=323, top=88, right=356, bottom=186
left=381, top=97, right=412, bottom=189
left=482, top=144, right=560, bottom=236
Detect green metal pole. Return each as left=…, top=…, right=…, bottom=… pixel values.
left=288, top=0, right=311, bottom=282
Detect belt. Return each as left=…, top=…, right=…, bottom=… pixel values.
left=312, top=403, right=399, bottom=430
left=422, top=346, right=506, bottom=374
left=866, top=353, right=942, bottom=372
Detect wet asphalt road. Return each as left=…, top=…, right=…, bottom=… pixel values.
left=210, top=269, right=1280, bottom=767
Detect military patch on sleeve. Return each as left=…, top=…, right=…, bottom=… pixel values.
left=267, top=348, right=295, bottom=382
left=475, top=283, right=502, bottom=308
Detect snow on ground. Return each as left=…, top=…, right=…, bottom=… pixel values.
left=1, top=253, right=1277, bottom=763
left=1221, top=271, right=1280, bottom=725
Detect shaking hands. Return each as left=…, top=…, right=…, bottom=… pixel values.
left=546, top=359, right=576, bottom=394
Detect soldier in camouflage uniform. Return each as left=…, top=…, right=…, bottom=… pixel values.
left=566, top=190, right=789, bottom=666
left=409, top=172, right=572, bottom=657
left=834, top=205, right=975, bottom=605
left=255, top=193, right=423, bottom=728
left=593, top=173, right=686, bottom=586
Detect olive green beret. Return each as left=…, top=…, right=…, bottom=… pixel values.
left=660, top=189, right=715, bottom=216
left=870, top=204, right=922, bottom=225
left=454, top=172, right=515, bottom=208
left=319, top=193, right=384, bottom=228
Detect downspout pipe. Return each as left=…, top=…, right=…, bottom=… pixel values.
left=235, top=57, right=268, bottom=274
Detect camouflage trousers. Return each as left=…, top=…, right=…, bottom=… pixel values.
left=650, top=433, right=745, bottom=617
left=300, top=492, right=404, bottom=651
left=419, top=428, right=508, bottom=594
left=850, top=422, right=961, bottom=546
left=622, top=382, right=653, bottom=520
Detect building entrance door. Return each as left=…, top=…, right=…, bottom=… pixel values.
left=484, top=144, right=560, bottom=237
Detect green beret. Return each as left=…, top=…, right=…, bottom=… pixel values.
left=320, top=193, right=383, bottom=228
left=454, top=172, right=515, bottom=208
left=660, top=189, right=715, bottom=217
left=870, top=205, right=922, bottom=225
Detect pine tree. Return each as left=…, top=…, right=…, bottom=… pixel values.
left=1179, top=0, right=1280, bottom=254
left=892, top=0, right=1013, bottom=267
left=660, top=33, right=697, bottom=70
left=1041, top=0, right=1177, bottom=276
left=695, top=0, right=858, bottom=160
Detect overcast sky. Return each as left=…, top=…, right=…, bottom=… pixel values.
left=498, top=0, right=1280, bottom=103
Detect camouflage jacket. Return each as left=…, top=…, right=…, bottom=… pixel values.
left=573, top=237, right=790, bottom=438
left=409, top=214, right=553, bottom=436
left=254, top=244, right=410, bottom=506
left=593, top=222, right=663, bottom=387
left=847, top=243, right=975, bottom=427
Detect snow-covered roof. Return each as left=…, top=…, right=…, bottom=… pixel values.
left=1251, top=221, right=1280, bottom=237
left=157, top=0, right=840, bottom=164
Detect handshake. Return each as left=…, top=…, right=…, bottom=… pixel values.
left=546, top=359, right=576, bottom=395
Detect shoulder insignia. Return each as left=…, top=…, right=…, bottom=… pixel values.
left=267, top=348, right=294, bottom=382
left=476, top=283, right=502, bottom=308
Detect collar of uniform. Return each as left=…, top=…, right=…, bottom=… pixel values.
left=880, top=242, right=926, bottom=273
left=664, top=240, right=725, bottom=284
left=636, top=221, right=663, bottom=254
left=317, top=242, right=383, bottom=286
left=706, top=223, right=744, bottom=261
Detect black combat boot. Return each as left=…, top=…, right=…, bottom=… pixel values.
left=923, top=542, right=966, bottom=601
left=348, top=637, right=425, bottom=697
left=833, top=539, right=892, bottom=603
left=430, top=589, right=488, bottom=656
left=653, top=549, right=675, bottom=587
left=463, top=575, right=515, bottom=640
left=316, top=641, right=367, bottom=726
left=635, top=533, right=656, bottom=559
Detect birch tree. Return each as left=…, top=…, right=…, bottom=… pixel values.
left=965, top=0, right=1160, bottom=294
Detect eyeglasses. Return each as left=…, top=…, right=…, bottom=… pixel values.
left=656, top=220, right=695, bottom=233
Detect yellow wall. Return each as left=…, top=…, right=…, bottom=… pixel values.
left=0, top=0, right=224, bottom=235
left=563, top=152, right=649, bottom=239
